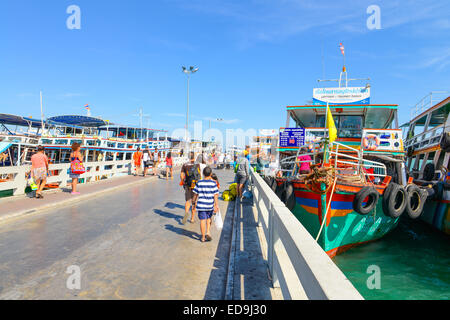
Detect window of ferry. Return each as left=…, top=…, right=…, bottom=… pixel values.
left=428, top=105, right=450, bottom=129
left=315, top=115, right=362, bottom=138
left=411, top=115, right=428, bottom=136
left=426, top=152, right=436, bottom=164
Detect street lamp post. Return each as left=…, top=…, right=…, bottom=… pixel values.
left=182, top=66, right=199, bottom=152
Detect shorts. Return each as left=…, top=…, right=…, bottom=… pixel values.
left=167, top=165, right=173, bottom=169
left=33, top=167, right=47, bottom=180
left=184, top=186, right=195, bottom=201
left=144, top=160, right=153, bottom=168
left=236, top=173, right=248, bottom=185
left=69, top=173, right=80, bottom=179
left=198, top=210, right=214, bottom=220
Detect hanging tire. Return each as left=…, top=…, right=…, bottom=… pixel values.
left=353, top=187, right=380, bottom=215
left=276, top=182, right=286, bottom=201
left=384, top=184, right=407, bottom=219
left=270, top=178, right=278, bottom=193
left=405, top=185, right=427, bottom=219
left=423, top=163, right=435, bottom=181
left=284, top=183, right=296, bottom=211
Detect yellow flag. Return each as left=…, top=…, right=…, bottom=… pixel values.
left=326, top=104, right=337, bottom=143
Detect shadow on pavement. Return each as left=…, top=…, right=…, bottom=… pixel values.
left=164, top=202, right=185, bottom=210
left=164, top=224, right=200, bottom=241
left=153, top=209, right=183, bottom=225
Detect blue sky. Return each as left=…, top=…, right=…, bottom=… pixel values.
left=1, top=0, right=449, bottom=139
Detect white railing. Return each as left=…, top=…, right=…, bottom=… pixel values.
left=250, top=170, right=364, bottom=300
left=0, top=157, right=188, bottom=196
left=410, top=91, right=450, bottom=120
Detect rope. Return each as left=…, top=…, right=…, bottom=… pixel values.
left=315, top=176, right=338, bottom=242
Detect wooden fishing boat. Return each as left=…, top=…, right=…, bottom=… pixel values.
left=271, top=68, right=416, bottom=258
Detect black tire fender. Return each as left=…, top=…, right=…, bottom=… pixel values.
left=405, top=185, right=427, bottom=219
left=276, top=182, right=286, bottom=201
left=385, top=184, right=407, bottom=219
left=284, top=183, right=296, bottom=211
left=423, top=163, right=435, bottom=181
left=353, top=187, right=380, bottom=215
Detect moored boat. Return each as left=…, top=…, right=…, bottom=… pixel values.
left=401, top=92, right=450, bottom=234
left=269, top=67, right=416, bottom=258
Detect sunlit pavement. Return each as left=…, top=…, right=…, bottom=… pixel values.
left=0, top=170, right=239, bottom=300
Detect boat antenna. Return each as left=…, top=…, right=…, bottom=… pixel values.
left=40, top=91, right=45, bottom=133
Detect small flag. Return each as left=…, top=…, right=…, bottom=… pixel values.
left=339, top=43, right=345, bottom=56
left=326, top=103, right=337, bottom=144
left=84, top=104, right=90, bottom=110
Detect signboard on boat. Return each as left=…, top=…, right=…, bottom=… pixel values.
left=279, top=128, right=305, bottom=148
left=313, top=87, right=370, bottom=105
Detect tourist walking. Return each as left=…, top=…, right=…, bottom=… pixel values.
left=133, top=147, right=143, bottom=176
left=196, top=154, right=207, bottom=179
left=70, top=142, right=84, bottom=195
left=181, top=152, right=201, bottom=224
left=142, top=147, right=151, bottom=177
left=30, top=146, right=49, bottom=199
left=192, top=166, right=219, bottom=242
left=236, top=151, right=250, bottom=199
left=153, top=148, right=160, bottom=176
left=165, top=152, right=173, bottom=180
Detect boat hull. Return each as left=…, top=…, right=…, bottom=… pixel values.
left=291, top=187, right=400, bottom=258
left=420, top=188, right=450, bottom=235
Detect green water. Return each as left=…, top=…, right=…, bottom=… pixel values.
left=333, top=218, right=450, bottom=300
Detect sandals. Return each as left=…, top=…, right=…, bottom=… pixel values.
left=205, top=235, right=212, bottom=242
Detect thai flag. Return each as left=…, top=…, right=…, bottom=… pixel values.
left=339, top=43, right=345, bottom=56
left=84, top=104, right=90, bottom=111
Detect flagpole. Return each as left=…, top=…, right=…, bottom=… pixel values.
left=40, top=91, right=45, bottom=133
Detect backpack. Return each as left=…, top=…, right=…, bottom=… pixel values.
left=185, top=164, right=201, bottom=189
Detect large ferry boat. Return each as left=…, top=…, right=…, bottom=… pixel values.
left=268, top=67, right=418, bottom=258
left=401, top=92, right=450, bottom=234
left=0, top=114, right=173, bottom=167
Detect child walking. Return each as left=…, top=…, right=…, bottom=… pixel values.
left=192, top=166, right=219, bottom=242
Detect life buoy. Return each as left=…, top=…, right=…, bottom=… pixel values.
left=363, top=134, right=381, bottom=151
left=382, top=183, right=407, bottom=218
left=353, top=187, right=380, bottom=215
left=405, top=184, right=427, bottom=219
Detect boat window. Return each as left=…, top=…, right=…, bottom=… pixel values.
left=41, top=139, right=52, bottom=144
left=426, top=152, right=436, bottom=164
left=315, top=115, right=362, bottom=138
left=117, top=143, right=125, bottom=149
left=417, top=154, right=426, bottom=171
left=411, top=115, right=428, bottom=137
left=428, top=104, right=450, bottom=129
left=107, top=142, right=116, bottom=148
left=86, top=140, right=96, bottom=146
left=55, top=139, right=69, bottom=145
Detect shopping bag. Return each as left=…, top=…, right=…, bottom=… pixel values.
left=28, top=178, right=38, bottom=191
left=214, top=210, right=223, bottom=230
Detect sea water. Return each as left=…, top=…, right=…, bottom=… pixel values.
left=333, top=217, right=450, bottom=300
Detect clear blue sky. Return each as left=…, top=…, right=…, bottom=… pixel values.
left=1, top=0, right=449, bottom=139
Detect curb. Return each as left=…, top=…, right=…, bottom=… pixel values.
left=224, top=197, right=239, bottom=300
left=0, top=171, right=179, bottom=225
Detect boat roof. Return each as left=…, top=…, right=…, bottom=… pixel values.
left=409, top=96, right=450, bottom=124
left=48, top=115, right=110, bottom=127
left=99, top=125, right=167, bottom=133
left=0, top=113, right=45, bottom=128
left=287, top=104, right=398, bottom=129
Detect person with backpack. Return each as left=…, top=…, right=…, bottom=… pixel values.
left=181, top=152, right=201, bottom=224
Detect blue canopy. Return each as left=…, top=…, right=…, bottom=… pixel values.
left=0, top=114, right=44, bottom=128
left=48, top=115, right=109, bottom=127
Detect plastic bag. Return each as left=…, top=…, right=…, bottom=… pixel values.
left=28, top=178, right=38, bottom=191
left=229, top=183, right=237, bottom=197
left=214, top=210, right=223, bottom=229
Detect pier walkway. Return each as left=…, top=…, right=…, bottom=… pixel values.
left=0, top=169, right=276, bottom=300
